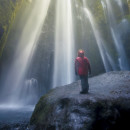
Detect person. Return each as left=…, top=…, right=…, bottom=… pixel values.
left=75, top=49, right=91, bottom=94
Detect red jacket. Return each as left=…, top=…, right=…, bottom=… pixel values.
left=75, top=50, right=91, bottom=76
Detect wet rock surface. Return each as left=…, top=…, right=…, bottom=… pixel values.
left=30, top=71, right=130, bottom=130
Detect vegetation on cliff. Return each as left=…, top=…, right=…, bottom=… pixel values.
left=0, top=0, right=28, bottom=58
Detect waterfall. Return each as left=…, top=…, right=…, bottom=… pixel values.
left=115, top=0, right=124, bottom=16
left=1, top=0, right=51, bottom=105
left=53, top=0, right=75, bottom=88
left=103, top=0, right=129, bottom=70
left=0, top=0, right=129, bottom=107
left=22, top=78, right=39, bottom=104
left=105, top=51, right=117, bottom=70
left=82, top=0, right=116, bottom=72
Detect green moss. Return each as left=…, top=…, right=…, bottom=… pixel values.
left=0, top=0, right=28, bottom=58
left=30, top=92, right=55, bottom=125
left=127, top=0, right=130, bottom=13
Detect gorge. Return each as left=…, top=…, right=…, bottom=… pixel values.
left=0, top=0, right=130, bottom=129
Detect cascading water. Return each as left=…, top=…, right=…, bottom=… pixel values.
left=0, top=0, right=130, bottom=128
left=53, top=0, right=75, bottom=87
left=105, top=51, right=117, bottom=70
left=0, top=0, right=129, bottom=106
left=115, top=0, right=125, bottom=16
left=22, top=78, right=39, bottom=104
left=0, top=0, right=51, bottom=105
left=102, top=0, right=130, bottom=70
left=82, top=0, right=116, bottom=72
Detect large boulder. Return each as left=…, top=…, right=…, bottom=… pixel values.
left=30, top=71, right=130, bottom=130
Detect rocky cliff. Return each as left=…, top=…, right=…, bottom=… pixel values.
left=30, top=71, right=130, bottom=130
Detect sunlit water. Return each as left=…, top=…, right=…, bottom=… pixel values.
left=103, top=0, right=129, bottom=70
left=1, top=0, right=51, bottom=105
left=82, top=0, right=116, bottom=72
left=53, top=0, right=75, bottom=87
left=115, top=0, right=124, bottom=16
left=0, top=0, right=129, bottom=106
left=0, top=1, right=130, bottom=127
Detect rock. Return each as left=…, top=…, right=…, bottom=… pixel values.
left=30, top=71, right=130, bottom=130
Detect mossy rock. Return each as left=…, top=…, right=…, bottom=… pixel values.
left=30, top=71, right=130, bottom=130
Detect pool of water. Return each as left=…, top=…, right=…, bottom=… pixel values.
left=0, top=104, right=34, bottom=129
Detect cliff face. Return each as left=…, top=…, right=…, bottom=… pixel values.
left=30, top=71, right=130, bottom=130
left=0, top=0, right=27, bottom=57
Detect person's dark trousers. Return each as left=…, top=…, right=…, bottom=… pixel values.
left=80, top=75, right=89, bottom=93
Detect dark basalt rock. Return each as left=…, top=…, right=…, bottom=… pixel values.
left=30, top=71, right=130, bottom=130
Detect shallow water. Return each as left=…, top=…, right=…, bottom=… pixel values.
left=0, top=105, right=34, bottom=129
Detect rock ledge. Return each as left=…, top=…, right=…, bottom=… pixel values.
left=30, top=71, right=130, bottom=130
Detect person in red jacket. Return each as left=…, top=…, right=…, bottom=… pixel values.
left=75, top=49, right=91, bottom=94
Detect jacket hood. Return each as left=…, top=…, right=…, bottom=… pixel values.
left=78, top=50, right=84, bottom=58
